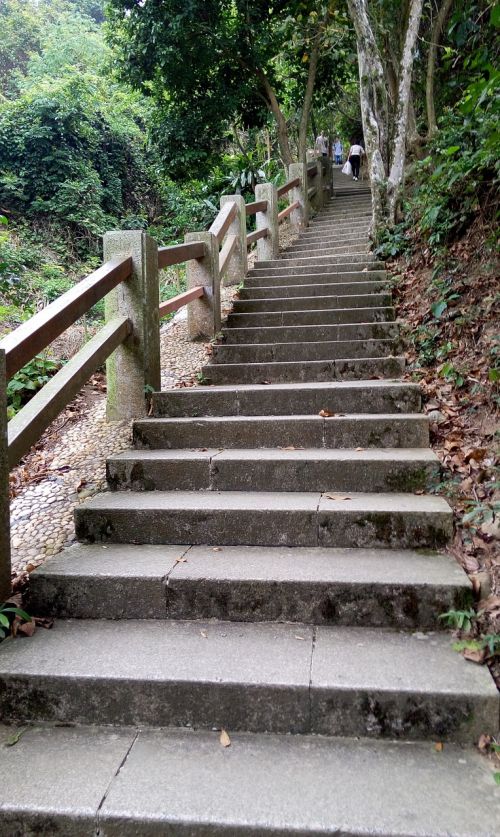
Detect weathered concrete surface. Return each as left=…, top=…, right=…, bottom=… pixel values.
left=186, top=230, right=221, bottom=340
left=0, top=620, right=312, bottom=731
left=74, top=490, right=452, bottom=549
left=244, top=269, right=388, bottom=287
left=255, top=182, right=278, bottom=261
left=103, top=230, right=160, bottom=421
left=29, top=544, right=471, bottom=627
left=151, top=380, right=422, bottom=417
left=310, top=626, right=499, bottom=741
left=221, top=321, right=400, bottom=343
left=0, top=350, right=10, bottom=599
left=106, top=447, right=440, bottom=493
left=164, top=545, right=470, bottom=629
left=97, top=728, right=500, bottom=836
left=28, top=542, right=189, bottom=619
left=232, top=291, right=393, bottom=312
left=1, top=725, right=498, bottom=836
left=227, top=306, right=396, bottom=326
left=211, top=337, right=397, bottom=364
left=220, top=194, right=247, bottom=285
left=134, top=414, right=429, bottom=450
left=0, top=724, right=134, bottom=836
left=288, top=162, right=308, bottom=231
left=202, top=355, right=405, bottom=385
left=238, top=280, right=390, bottom=299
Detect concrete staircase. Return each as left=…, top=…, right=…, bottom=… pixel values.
left=1, top=184, right=498, bottom=835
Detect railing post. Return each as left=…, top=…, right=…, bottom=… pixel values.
left=0, top=349, right=11, bottom=600
left=254, top=182, right=279, bottom=261
left=103, top=231, right=160, bottom=420
left=186, top=231, right=221, bottom=340
left=220, top=195, right=247, bottom=285
left=315, top=158, right=325, bottom=210
left=324, top=157, right=333, bottom=201
left=288, top=162, right=308, bottom=231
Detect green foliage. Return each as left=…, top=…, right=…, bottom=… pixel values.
left=0, top=602, right=31, bottom=641
left=7, top=355, right=61, bottom=420
left=439, top=608, right=480, bottom=632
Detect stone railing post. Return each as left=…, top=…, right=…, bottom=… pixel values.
left=324, top=157, right=333, bottom=201
left=0, top=349, right=11, bottom=600
left=288, top=162, right=308, bottom=231
left=103, top=231, right=161, bottom=421
left=315, top=158, right=325, bottom=210
left=220, top=194, right=247, bottom=285
left=186, top=231, right=221, bottom=340
left=255, top=182, right=279, bottom=262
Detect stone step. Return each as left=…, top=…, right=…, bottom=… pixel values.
left=256, top=254, right=380, bottom=269
left=251, top=260, right=385, bottom=275
left=233, top=293, right=392, bottom=313
left=244, top=269, right=387, bottom=287
left=284, top=239, right=370, bottom=253
left=314, top=209, right=372, bottom=220
left=107, top=448, right=440, bottom=493
left=201, top=355, right=405, bottom=385
left=151, top=381, right=422, bottom=418
left=29, top=543, right=470, bottom=629
left=74, top=490, right=452, bottom=550
left=134, top=414, right=429, bottom=449
left=250, top=262, right=383, bottom=276
left=299, top=226, right=371, bottom=240
left=239, top=280, right=389, bottom=299
left=227, top=306, right=396, bottom=327
left=211, top=338, right=397, bottom=364
left=221, top=321, right=399, bottom=343
left=0, top=619, right=493, bottom=740
left=2, top=725, right=498, bottom=836
left=282, top=243, right=371, bottom=257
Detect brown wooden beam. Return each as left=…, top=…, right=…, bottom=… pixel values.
left=245, top=200, right=268, bottom=216
left=246, top=227, right=269, bottom=247
left=278, top=200, right=300, bottom=223
left=209, top=201, right=237, bottom=245
left=277, top=177, right=300, bottom=198
left=0, top=257, right=132, bottom=380
left=7, top=316, right=132, bottom=468
left=158, top=241, right=207, bottom=270
left=158, top=286, right=204, bottom=320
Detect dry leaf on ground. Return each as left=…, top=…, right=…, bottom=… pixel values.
left=219, top=729, right=231, bottom=748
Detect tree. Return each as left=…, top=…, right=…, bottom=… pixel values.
left=347, top=0, right=425, bottom=232
left=106, top=0, right=350, bottom=174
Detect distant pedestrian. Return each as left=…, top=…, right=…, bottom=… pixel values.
left=333, top=138, right=343, bottom=165
left=315, top=131, right=328, bottom=157
left=348, top=141, right=365, bottom=181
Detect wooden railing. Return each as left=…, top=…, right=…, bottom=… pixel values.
left=0, top=157, right=325, bottom=598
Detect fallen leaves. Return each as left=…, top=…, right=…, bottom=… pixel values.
left=325, top=494, right=352, bottom=501
left=319, top=409, right=344, bottom=417
left=219, top=729, right=231, bottom=748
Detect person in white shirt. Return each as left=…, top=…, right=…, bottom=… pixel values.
left=334, top=138, right=343, bottom=164
left=348, top=142, right=365, bottom=180
left=315, top=131, right=328, bottom=157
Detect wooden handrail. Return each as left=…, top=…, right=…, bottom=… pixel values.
left=219, top=235, right=238, bottom=278
left=0, top=256, right=132, bottom=380
left=307, top=165, right=317, bottom=178
left=159, top=286, right=204, bottom=319
left=246, top=227, right=269, bottom=247
left=158, top=241, right=207, bottom=270
left=308, top=186, right=317, bottom=198
left=7, top=316, right=131, bottom=468
left=278, top=200, right=300, bottom=223
left=277, top=177, right=300, bottom=198
left=245, top=200, right=267, bottom=216
left=209, top=201, right=237, bottom=245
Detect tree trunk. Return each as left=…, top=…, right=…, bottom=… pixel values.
left=258, top=73, right=294, bottom=166
left=426, top=0, right=454, bottom=138
left=347, top=0, right=390, bottom=236
left=298, top=31, right=321, bottom=163
left=387, top=0, right=425, bottom=224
